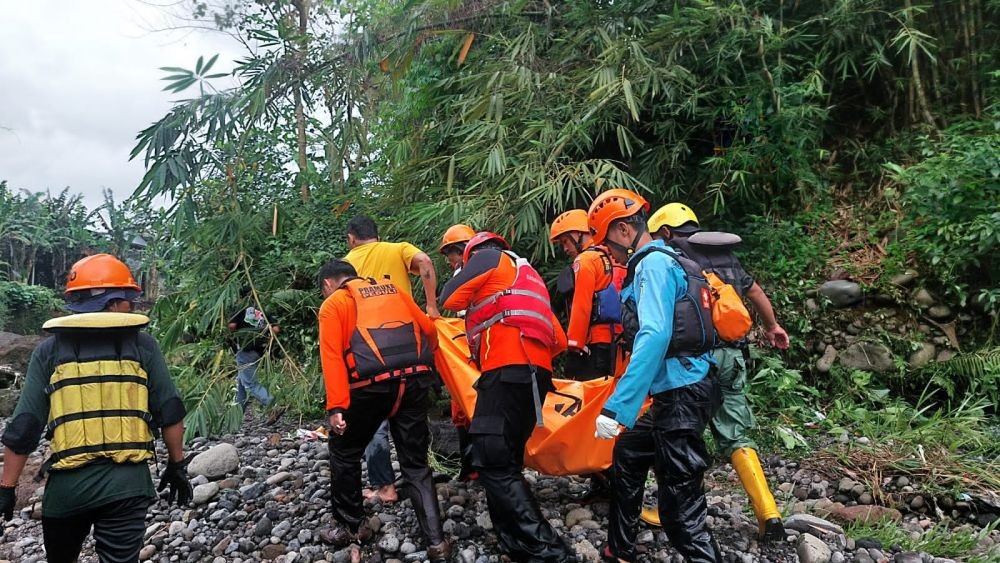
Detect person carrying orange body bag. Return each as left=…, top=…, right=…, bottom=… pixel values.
left=316, top=260, right=450, bottom=561
left=439, top=232, right=573, bottom=563
left=549, top=209, right=626, bottom=381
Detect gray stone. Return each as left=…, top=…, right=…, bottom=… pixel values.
left=239, top=481, right=267, bottom=501
left=574, top=539, right=601, bottom=562
left=928, top=305, right=951, bottom=320
left=378, top=534, right=400, bottom=553
left=475, top=512, right=493, bottom=530
left=912, top=288, right=936, bottom=307
left=139, top=544, right=157, bottom=560
left=831, top=552, right=846, bottom=563
left=784, top=513, right=845, bottom=536
left=936, top=349, right=956, bottom=362
left=797, top=533, right=832, bottom=563
left=908, top=343, right=936, bottom=369
left=399, top=542, right=416, bottom=555
left=254, top=516, right=273, bottom=537
left=890, top=271, right=918, bottom=287
left=266, top=472, right=293, bottom=486
left=191, top=482, right=219, bottom=506
left=187, top=443, right=240, bottom=479
left=272, top=519, right=292, bottom=539
left=894, top=552, right=922, bottom=563
left=817, top=346, right=838, bottom=374
left=839, top=342, right=895, bottom=373
left=837, top=477, right=856, bottom=493
left=565, top=507, right=593, bottom=528
left=820, top=281, right=863, bottom=308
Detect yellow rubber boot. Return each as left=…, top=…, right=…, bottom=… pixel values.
left=731, top=447, right=785, bottom=541
left=639, top=506, right=661, bottom=527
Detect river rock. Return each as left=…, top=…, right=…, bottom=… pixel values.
left=261, top=543, right=286, bottom=560
left=908, top=343, right=936, bottom=369
left=785, top=514, right=845, bottom=536
left=820, top=281, right=863, bottom=308
left=192, top=482, right=220, bottom=505
left=912, top=288, right=935, bottom=307
left=797, top=533, right=832, bottom=563
left=188, top=443, right=240, bottom=478
left=839, top=342, right=895, bottom=373
left=928, top=305, right=951, bottom=320
left=817, top=346, right=838, bottom=373
left=890, top=270, right=918, bottom=287
left=565, top=507, right=593, bottom=528
left=829, top=505, right=902, bottom=525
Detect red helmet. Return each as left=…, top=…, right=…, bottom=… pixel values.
left=462, top=231, right=510, bottom=265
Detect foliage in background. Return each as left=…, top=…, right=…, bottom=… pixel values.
left=0, top=281, right=61, bottom=334
left=0, top=182, right=99, bottom=288
left=886, top=105, right=1000, bottom=311
left=131, top=0, right=1000, bottom=438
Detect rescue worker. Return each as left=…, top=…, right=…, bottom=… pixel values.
left=0, top=254, right=191, bottom=563
left=647, top=202, right=788, bottom=541
left=440, top=232, right=573, bottom=562
left=438, top=223, right=477, bottom=480
left=316, top=260, right=450, bottom=561
left=549, top=209, right=625, bottom=381
left=344, top=214, right=441, bottom=503
left=588, top=190, right=721, bottom=563
left=440, top=223, right=476, bottom=274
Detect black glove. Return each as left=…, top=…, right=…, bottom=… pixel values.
left=0, top=486, right=15, bottom=521
left=157, top=458, right=193, bottom=506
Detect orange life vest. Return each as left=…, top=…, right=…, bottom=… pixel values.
left=342, top=278, right=434, bottom=389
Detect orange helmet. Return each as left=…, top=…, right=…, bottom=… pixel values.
left=65, top=254, right=141, bottom=294
left=549, top=210, right=590, bottom=242
left=463, top=231, right=510, bottom=265
left=587, top=189, right=650, bottom=244
left=439, top=224, right=476, bottom=254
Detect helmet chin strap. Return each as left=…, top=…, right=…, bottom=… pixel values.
left=572, top=233, right=585, bottom=254
left=604, top=227, right=643, bottom=258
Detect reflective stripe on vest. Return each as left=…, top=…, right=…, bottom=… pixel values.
left=342, top=278, right=434, bottom=386
left=46, top=332, right=155, bottom=471
left=464, top=252, right=556, bottom=361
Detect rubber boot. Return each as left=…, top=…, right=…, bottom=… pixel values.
left=396, top=476, right=446, bottom=549
left=456, top=426, right=478, bottom=481
left=731, top=447, right=784, bottom=541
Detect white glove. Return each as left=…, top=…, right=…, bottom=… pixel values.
left=594, top=414, right=621, bottom=439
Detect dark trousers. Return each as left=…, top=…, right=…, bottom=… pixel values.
left=607, top=375, right=721, bottom=563
left=327, top=377, right=444, bottom=546
left=467, top=366, right=571, bottom=563
left=42, top=495, right=150, bottom=563
left=564, top=343, right=614, bottom=381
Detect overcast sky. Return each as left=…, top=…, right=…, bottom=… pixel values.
left=0, top=1, right=244, bottom=210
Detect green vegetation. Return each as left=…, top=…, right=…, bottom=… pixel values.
left=846, top=518, right=998, bottom=560
left=0, top=281, right=61, bottom=334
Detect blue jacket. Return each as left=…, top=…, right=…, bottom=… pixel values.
left=601, top=240, right=713, bottom=428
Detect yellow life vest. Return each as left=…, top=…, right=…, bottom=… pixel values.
left=42, top=313, right=156, bottom=471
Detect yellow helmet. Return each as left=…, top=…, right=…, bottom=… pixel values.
left=647, top=203, right=700, bottom=233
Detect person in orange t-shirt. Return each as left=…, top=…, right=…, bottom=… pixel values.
left=439, top=232, right=571, bottom=563
left=549, top=209, right=625, bottom=381
left=315, top=260, right=450, bottom=562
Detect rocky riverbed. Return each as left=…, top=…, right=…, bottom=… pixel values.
left=1, top=414, right=998, bottom=563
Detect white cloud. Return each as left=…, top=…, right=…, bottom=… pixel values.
left=0, top=0, right=244, bottom=210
